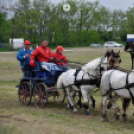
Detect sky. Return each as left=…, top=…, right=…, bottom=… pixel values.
left=51, top=0, right=134, bottom=11
left=1, top=0, right=134, bottom=11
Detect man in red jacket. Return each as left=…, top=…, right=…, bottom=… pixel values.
left=30, top=39, right=59, bottom=71
left=52, top=46, right=68, bottom=69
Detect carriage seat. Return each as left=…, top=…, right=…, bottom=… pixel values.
left=32, top=60, right=68, bottom=82
left=34, top=60, right=67, bottom=72
left=35, top=61, right=44, bottom=71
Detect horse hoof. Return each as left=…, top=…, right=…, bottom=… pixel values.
left=103, top=119, right=109, bottom=122
left=123, top=117, right=128, bottom=122
left=107, top=102, right=112, bottom=109
left=86, top=111, right=91, bottom=115
left=102, top=114, right=108, bottom=122
left=114, top=114, right=120, bottom=120
left=124, top=118, right=128, bottom=122
left=122, top=114, right=128, bottom=122
left=73, top=109, right=77, bottom=112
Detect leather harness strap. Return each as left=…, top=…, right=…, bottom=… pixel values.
left=103, top=69, right=134, bottom=104
left=73, top=62, right=108, bottom=89
left=74, top=69, right=97, bottom=89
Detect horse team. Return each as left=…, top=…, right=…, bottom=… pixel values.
left=56, top=48, right=134, bottom=122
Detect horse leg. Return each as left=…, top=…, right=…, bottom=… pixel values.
left=90, top=96, right=96, bottom=108
left=81, top=89, right=90, bottom=115
left=66, top=87, right=77, bottom=112
left=107, top=91, right=113, bottom=109
left=108, top=93, right=120, bottom=120
left=122, top=98, right=130, bottom=121
left=102, top=96, right=109, bottom=122
left=112, top=102, right=120, bottom=120
left=76, top=91, right=83, bottom=109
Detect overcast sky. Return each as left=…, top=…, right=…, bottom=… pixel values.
left=1, top=0, right=134, bottom=11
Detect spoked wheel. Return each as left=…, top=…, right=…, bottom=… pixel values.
left=18, top=82, right=32, bottom=106
left=33, top=83, right=48, bottom=108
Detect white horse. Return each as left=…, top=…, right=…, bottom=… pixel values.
left=57, top=57, right=109, bottom=115
left=100, top=69, right=134, bottom=122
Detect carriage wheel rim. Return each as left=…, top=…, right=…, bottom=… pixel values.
left=19, top=82, right=31, bottom=106
left=33, top=83, right=48, bottom=108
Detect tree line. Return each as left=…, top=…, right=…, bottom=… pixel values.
left=0, top=0, right=134, bottom=46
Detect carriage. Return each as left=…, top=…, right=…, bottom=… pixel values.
left=18, top=50, right=120, bottom=111
left=18, top=61, right=68, bottom=108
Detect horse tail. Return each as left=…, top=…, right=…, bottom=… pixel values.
left=57, top=73, right=65, bottom=103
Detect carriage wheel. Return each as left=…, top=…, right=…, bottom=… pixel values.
left=33, top=83, right=48, bottom=108
left=18, top=82, right=32, bottom=106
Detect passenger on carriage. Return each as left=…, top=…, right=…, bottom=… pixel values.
left=30, top=39, right=60, bottom=73
left=17, top=40, right=34, bottom=75
left=52, top=46, right=68, bottom=70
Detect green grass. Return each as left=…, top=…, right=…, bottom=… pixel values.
left=0, top=48, right=134, bottom=134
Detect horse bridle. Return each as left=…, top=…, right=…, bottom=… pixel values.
left=92, top=58, right=109, bottom=78
left=81, top=63, right=107, bottom=79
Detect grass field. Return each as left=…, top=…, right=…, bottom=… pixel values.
left=1, top=47, right=134, bottom=134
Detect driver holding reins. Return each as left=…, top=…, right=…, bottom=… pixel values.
left=30, top=39, right=60, bottom=72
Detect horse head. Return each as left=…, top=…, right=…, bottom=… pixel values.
left=107, top=50, right=121, bottom=69
left=82, top=50, right=121, bottom=75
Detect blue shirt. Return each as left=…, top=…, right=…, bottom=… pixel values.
left=17, top=46, right=34, bottom=68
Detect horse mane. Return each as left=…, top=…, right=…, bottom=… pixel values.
left=82, top=57, right=102, bottom=73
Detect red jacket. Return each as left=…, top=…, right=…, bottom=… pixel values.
left=52, top=51, right=68, bottom=65
left=30, top=45, right=52, bottom=63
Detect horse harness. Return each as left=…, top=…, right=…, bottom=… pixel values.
left=103, top=69, right=134, bottom=104
left=61, top=58, right=109, bottom=90
left=73, top=63, right=106, bottom=89
left=74, top=69, right=97, bottom=89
